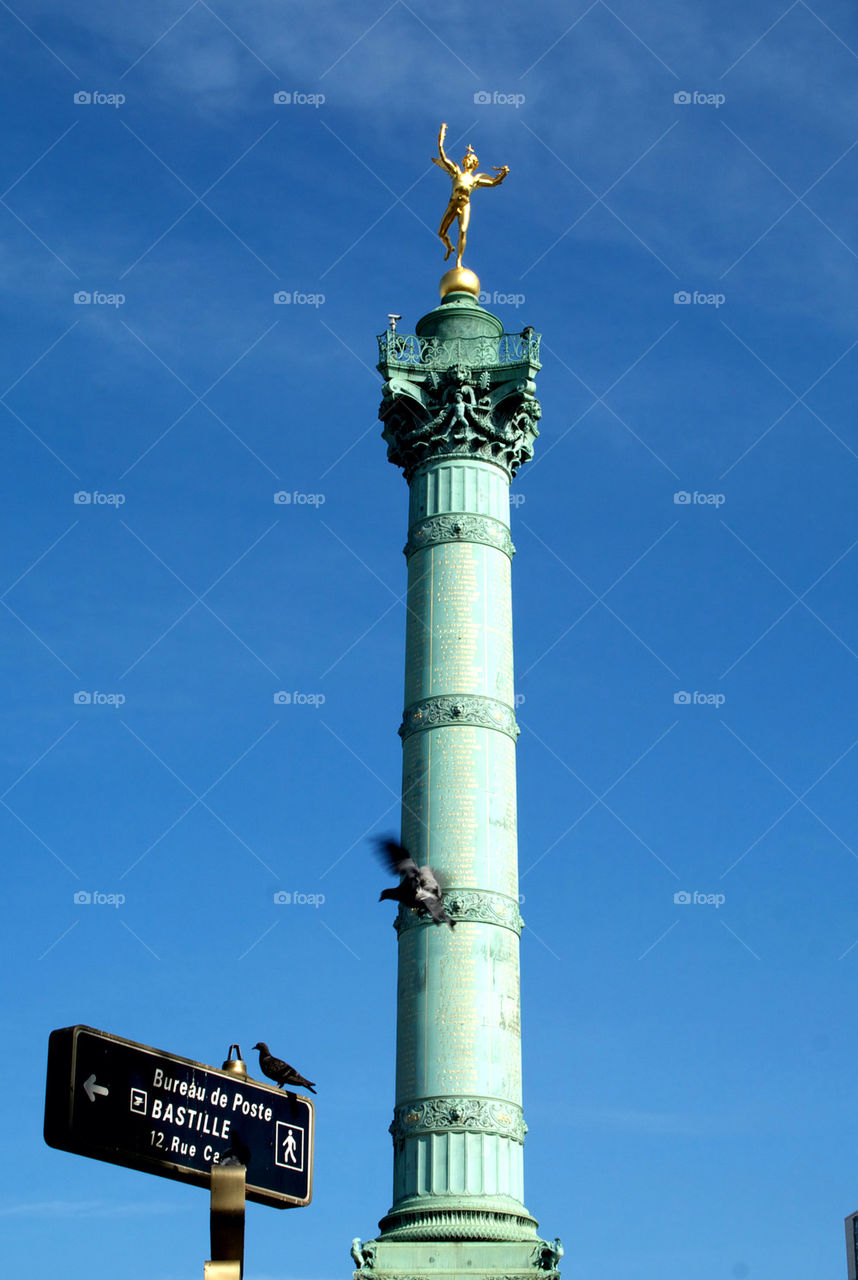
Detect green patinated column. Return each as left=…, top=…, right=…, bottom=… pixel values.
left=353, top=284, right=560, bottom=1280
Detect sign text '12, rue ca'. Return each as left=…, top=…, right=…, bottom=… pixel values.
left=44, top=1026, right=313, bottom=1208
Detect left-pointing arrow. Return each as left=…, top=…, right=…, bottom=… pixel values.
left=83, top=1074, right=109, bottom=1102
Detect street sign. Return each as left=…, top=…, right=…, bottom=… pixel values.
left=846, top=1210, right=858, bottom=1280
left=44, top=1026, right=313, bottom=1208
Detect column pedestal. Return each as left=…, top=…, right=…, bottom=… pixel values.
left=355, top=1238, right=562, bottom=1280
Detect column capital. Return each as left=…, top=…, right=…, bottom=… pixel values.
left=378, top=317, right=541, bottom=481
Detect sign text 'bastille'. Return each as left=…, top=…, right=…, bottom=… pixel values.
left=44, top=1026, right=313, bottom=1208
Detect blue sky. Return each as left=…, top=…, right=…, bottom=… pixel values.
left=3, top=1, right=858, bottom=1277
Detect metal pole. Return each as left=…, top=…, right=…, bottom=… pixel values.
left=205, top=1161, right=246, bottom=1279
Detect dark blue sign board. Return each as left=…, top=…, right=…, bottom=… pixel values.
left=44, top=1026, right=313, bottom=1208
left=846, top=1210, right=858, bottom=1280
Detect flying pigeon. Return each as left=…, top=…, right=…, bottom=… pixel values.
left=375, top=837, right=455, bottom=928
left=252, top=1042, right=316, bottom=1093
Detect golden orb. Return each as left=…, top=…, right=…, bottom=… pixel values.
left=440, top=266, right=480, bottom=299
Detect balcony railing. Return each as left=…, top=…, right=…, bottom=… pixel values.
left=377, top=331, right=541, bottom=371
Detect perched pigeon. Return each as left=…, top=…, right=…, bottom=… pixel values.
left=375, top=837, right=455, bottom=928
left=252, top=1042, right=316, bottom=1093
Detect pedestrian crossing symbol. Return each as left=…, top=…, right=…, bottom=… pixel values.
left=275, top=1121, right=305, bottom=1173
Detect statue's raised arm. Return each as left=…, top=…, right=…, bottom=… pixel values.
left=431, top=122, right=458, bottom=177
left=432, top=124, right=509, bottom=270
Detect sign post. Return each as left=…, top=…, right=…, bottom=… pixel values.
left=206, top=1161, right=247, bottom=1279
left=44, top=1025, right=313, bottom=1209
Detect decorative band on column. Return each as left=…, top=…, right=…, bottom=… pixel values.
left=404, top=513, right=515, bottom=560
left=394, top=888, right=523, bottom=936
left=399, top=693, right=519, bottom=742
left=389, top=1095, right=527, bottom=1145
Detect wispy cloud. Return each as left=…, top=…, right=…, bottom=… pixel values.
left=547, top=1104, right=719, bottom=1136
left=0, top=1198, right=184, bottom=1219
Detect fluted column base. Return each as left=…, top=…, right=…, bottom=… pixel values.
left=379, top=1192, right=538, bottom=1241
left=392, top=1119, right=526, bottom=1203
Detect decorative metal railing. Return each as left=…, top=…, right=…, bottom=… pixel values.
left=377, top=331, right=541, bottom=370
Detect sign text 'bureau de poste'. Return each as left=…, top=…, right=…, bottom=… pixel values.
left=44, top=1026, right=313, bottom=1208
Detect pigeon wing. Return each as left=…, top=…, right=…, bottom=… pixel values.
left=266, top=1053, right=291, bottom=1079
left=375, top=837, right=419, bottom=884
left=417, top=864, right=443, bottom=897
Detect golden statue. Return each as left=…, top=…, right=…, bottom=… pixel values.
left=432, top=122, right=509, bottom=270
